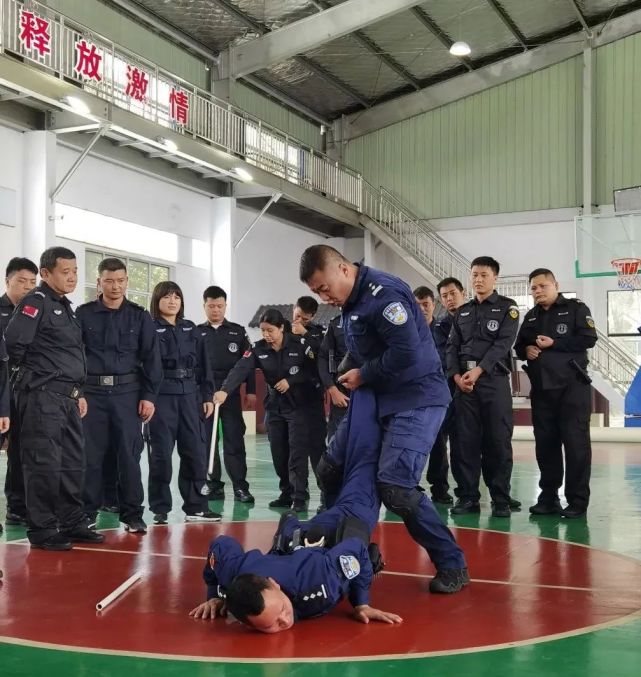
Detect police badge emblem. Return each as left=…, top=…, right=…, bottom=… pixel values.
left=487, top=319, right=499, bottom=331
left=289, top=366, right=300, bottom=375
left=556, top=323, right=568, bottom=335
left=228, top=342, right=238, bottom=353
left=382, top=302, right=407, bottom=325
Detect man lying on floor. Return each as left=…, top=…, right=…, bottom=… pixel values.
left=189, top=387, right=402, bottom=633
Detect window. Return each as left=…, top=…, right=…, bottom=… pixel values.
left=85, top=249, right=170, bottom=309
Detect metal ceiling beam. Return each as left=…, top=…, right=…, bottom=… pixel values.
left=211, top=0, right=370, bottom=109
left=410, top=7, right=474, bottom=72
left=314, top=0, right=420, bottom=90
left=485, top=0, right=529, bottom=50
left=338, top=5, right=641, bottom=141
left=567, top=0, right=593, bottom=36
left=223, top=0, right=421, bottom=78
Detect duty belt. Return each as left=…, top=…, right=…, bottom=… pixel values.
left=30, top=380, right=81, bottom=400
left=163, top=368, right=195, bottom=379
left=86, top=373, right=139, bottom=386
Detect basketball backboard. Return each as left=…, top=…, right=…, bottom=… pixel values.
left=575, top=212, right=641, bottom=278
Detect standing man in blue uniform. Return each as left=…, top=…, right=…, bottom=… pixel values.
left=318, top=314, right=349, bottom=441
left=413, top=285, right=452, bottom=505
left=515, top=268, right=597, bottom=518
left=147, top=281, right=220, bottom=523
left=199, top=286, right=254, bottom=503
left=446, top=256, right=520, bottom=518
left=5, top=247, right=102, bottom=550
left=190, top=389, right=399, bottom=631
left=300, top=245, right=468, bottom=593
left=76, top=258, right=162, bottom=534
left=1, top=257, right=38, bottom=527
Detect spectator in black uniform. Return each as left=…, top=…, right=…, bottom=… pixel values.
left=214, top=309, right=317, bottom=513
left=413, top=285, right=453, bottom=505
left=200, top=286, right=255, bottom=503
left=291, top=296, right=327, bottom=483
left=76, top=258, right=162, bottom=534
left=1, top=257, right=38, bottom=527
left=147, top=281, right=221, bottom=524
left=318, top=314, right=349, bottom=441
left=446, top=256, right=520, bottom=518
left=515, top=268, right=597, bottom=519
left=5, top=247, right=102, bottom=550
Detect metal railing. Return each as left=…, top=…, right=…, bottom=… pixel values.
left=591, top=329, right=639, bottom=395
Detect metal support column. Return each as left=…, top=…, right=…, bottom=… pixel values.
left=582, top=41, right=594, bottom=215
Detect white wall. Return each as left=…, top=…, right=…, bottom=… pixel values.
left=0, top=126, right=24, bottom=279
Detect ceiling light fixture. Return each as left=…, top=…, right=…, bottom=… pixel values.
left=155, top=136, right=178, bottom=152
left=61, top=95, right=90, bottom=115
left=450, top=41, right=471, bottom=57
left=234, top=167, right=253, bottom=182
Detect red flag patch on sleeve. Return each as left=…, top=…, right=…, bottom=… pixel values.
left=22, top=305, right=39, bottom=319
left=243, top=350, right=251, bottom=358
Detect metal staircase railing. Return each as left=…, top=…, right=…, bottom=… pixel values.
left=591, top=329, right=639, bottom=395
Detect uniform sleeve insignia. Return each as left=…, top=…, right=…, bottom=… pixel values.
left=586, top=316, right=595, bottom=328
left=508, top=306, right=519, bottom=320
left=339, top=555, right=361, bottom=580
left=243, top=350, right=252, bottom=358
left=21, top=305, right=39, bottom=319
left=382, top=302, right=407, bottom=325
left=305, top=346, right=314, bottom=358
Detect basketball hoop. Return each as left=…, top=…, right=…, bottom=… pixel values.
left=611, top=258, right=641, bottom=289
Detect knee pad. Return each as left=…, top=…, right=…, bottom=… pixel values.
left=336, top=515, right=370, bottom=545
left=378, top=483, right=423, bottom=520
left=316, top=453, right=343, bottom=494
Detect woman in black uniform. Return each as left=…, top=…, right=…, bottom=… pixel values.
left=214, top=309, right=317, bottom=512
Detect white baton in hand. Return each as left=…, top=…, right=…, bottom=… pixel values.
left=96, top=571, right=142, bottom=611
left=208, top=401, right=221, bottom=476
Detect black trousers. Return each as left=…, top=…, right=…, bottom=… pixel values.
left=266, top=407, right=310, bottom=503
left=207, top=392, right=249, bottom=492
left=102, top=444, right=120, bottom=508
left=17, top=389, right=85, bottom=544
left=306, top=393, right=327, bottom=475
left=4, top=393, right=27, bottom=517
left=453, top=374, right=514, bottom=504
left=83, top=390, right=144, bottom=523
left=148, top=391, right=208, bottom=514
left=531, top=381, right=592, bottom=509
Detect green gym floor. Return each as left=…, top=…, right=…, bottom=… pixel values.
left=1, top=437, right=640, bottom=676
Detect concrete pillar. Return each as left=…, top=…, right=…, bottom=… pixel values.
left=210, top=196, right=237, bottom=314
left=22, top=131, right=56, bottom=265
left=363, top=230, right=377, bottom=268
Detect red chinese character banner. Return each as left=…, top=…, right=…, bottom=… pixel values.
left=18, top=8, right=51, bottom=57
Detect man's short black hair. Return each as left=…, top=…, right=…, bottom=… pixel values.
left=40, top=247, right=76, bottom=272
left=98, top=257, right=127, bottom=275
left=225, top=574, right=270, bottom=624
left=203, top=285, right=227, bottom=301
left=295, top=295, right=319, bottom=315
left=6, top=257, right=38, bottom=278
left=471, top=256, right=500, bottom=275
left=413, top=286, right=434, bottom=301
left=437, top=277, right=464, bottom=293
left=528, top=268, right=556, bottom=283
left=299, top=245, right=348, bottom=283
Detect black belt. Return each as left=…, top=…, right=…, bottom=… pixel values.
left=86, top=373, right=139, bottom=386
left=163, top=368, right=194, bottom=379
left=29, top=380, right=81, bottom=400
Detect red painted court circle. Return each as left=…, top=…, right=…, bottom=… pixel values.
left=1, top=521, right=640, bottom=661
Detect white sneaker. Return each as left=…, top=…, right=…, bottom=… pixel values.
left=185, top=511, right=222, bottom=522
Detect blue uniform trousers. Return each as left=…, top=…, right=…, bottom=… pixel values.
left=148, top=391, right=208, bottom=514
left=83, top=390, right=144, bottom=523
left=379, top=405, right=466, bottom=570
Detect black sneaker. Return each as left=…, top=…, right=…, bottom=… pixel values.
left=5, top=511, right=27, bottom=526
left=86, top=514, right=98, bottom=530
left=292, top=501, right=308, bottom=513
left=561, top=505, right=587, bottom=519
left=124, top=518, right=148, bottom=533
left=270, top=510, right=299, bottom=554
left=234, top=489, right=255, bottom=504
left=316, top=503, right=326, bottom=514
left=432, top=492, right=454, bottom=506
left=508, top=497, right=522, bottom=511
left=100, top=505, right=120, bottom=514
left=153, top=513, right=168, bottom=525
left=491, top=502, right=511, bottom=518
left=429, top=567, right=470, bottom=594
left=61, top=526, right=105, bottom=544
left=185, top=511, right=222, bottom=522
left=529, top=500, right=562, bottom=515
left=268, top=496, right=292, bottom=508
left=450, top=499, right=480, bottom=515
left=30, top=533, right=73, bottom=551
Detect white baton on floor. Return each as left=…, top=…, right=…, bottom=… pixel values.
left=207, top=402, right=221, bottom=476
left=96, top=571, right=142, bottom=611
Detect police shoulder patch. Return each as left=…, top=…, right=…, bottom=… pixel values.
left=586, top=316, right=595, bottom=328
left=339, top=554, right=360, bottom=580
left=508, top=305, right=520, bottom=320
left=21, top=305, right=39, bottom=319
left=382, top=301, right=407, bottom=325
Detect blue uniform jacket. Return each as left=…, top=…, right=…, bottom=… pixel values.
left=76, top=296, right=162, bottom=402
left=342, top=265, right=450, bottom=416
left=155, top=317, right=214, bottom=401
left=430, top=314, right=452, bottom=372
left=203, top=534, right=373, bottom=619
